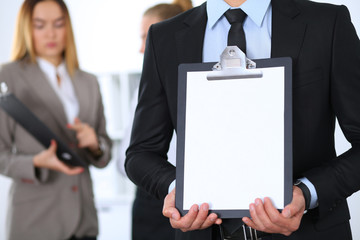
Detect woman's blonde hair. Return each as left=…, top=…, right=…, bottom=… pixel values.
left=11, top=0, right=79, bottom=76
left=172, top=0, right=193, bottom=11
left=144, top=0, right=193, bottom=21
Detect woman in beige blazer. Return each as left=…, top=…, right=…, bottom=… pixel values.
left=0, top=1, right=112, bottom=240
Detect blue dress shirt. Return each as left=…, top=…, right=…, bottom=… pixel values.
left=203, top=0, right=272, bottom=62
left=202, top=0, right=318, bottom=209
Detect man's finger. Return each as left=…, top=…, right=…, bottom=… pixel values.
left=263, top=197, right=285, bottom=224
left=199, top=212, right=220, bottom=229
left=171, top=204, right=199, bottom=230
left=248, top=199, right=283, bottom=233
left=189, top=203, right=210, bottom=229
left=163, top=189, right=176, bottom=218
left=282, top=187, right=305, bottom=219
left=262, top=197, right=293, bottom=232
left=250, top=199, right=268, bottom=230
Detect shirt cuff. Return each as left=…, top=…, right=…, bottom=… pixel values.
left=299, top=177, right=318, bottom=209
left=168, top=180, right=176, bottom=193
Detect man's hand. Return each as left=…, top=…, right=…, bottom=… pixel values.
left=242, top=186, right=305, bottom=236
left=33, top=140, right=84, bottom=175
left=162, top=188, right=222, bottom=232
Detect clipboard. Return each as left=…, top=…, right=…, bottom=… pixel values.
left=176, top=46, right=293, bottom=218
left=0, top=83, right=86, bottom=167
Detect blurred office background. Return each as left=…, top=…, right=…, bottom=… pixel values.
left=0, top=0, right=359, bottom=239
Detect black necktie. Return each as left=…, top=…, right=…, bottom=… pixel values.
left=224, top=9, right=247, bottom=54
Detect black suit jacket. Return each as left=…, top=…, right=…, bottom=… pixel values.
left=126, top=0, right=360, bottom=238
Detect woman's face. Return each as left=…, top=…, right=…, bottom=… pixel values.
left=32, top=1, right=66, bottom=65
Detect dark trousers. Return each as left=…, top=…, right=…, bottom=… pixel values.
left=67, top=236, right=97, bottom=240
left=132, top=188, right=175, bottom=240
left=175, top=214, right=352, bottom=240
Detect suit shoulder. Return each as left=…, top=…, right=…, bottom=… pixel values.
left=294, top=0, right=346, bottom=14
left=152, top=4, right=205, bottom=34
left=0, top=60, right=30, bottom=88
left=0, top=60, right=32, bottom=92
left=0, top=60, right=26, bottom=73
left=74, top=69, right=100, bottom=93
left=75, top=69, right=97, bottom=82
left=289, top=0, right=352, bottom=25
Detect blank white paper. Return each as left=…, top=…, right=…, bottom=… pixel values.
left=183, top=67, right=285, bottom=210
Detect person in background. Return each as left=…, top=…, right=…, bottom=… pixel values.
left=0, top=1, right=112, bottom=240
left=117, top=0, right=192, bottom=239
left=125, top=0, right=360, bottom=239
left=139, top=0, right=193, bottom=54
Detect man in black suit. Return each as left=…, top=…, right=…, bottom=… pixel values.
left=125, top=0, right=360, bottom=239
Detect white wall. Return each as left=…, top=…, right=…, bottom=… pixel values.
left=0, top=0, right=359, bottom=240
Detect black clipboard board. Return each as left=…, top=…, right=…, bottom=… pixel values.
left=0, top=86, right=86, bottom=167
left=176, top=47, right=293, bottom=218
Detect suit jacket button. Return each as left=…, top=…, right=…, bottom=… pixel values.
left=72, top=185, right=78, bottom=192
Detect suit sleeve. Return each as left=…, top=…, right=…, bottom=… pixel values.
left=304, top=5, right=360, bottom=219
left=125, top=25, right=176, bottom=200
left=0, top=65, right=49, bottom=184
left=83, top=76, right=112, bottom=169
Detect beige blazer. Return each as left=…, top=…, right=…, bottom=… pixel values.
left=0, top=59, right=112, bottom=240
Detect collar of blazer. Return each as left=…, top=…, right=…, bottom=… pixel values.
left=271, top=0, right=306, bottom=62
left=174, top=0, right=306, bottom=65
left=18, top=59, right=86, bottom=142
left=175, top=3, right=207, bottom=64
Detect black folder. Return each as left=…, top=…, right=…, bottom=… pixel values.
left=0, top=92, right=86, bottom=167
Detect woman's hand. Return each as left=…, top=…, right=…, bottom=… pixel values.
left=33, top=140, right=84, bottom=175
left=67, top=117, right=99, bottom=153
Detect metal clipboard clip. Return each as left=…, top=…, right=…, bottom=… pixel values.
left=207, top=46, right=263, bottom=80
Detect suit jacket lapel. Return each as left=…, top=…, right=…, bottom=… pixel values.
left=175, top=0, right=306, bottom=63
left=20, top=62, right=74, bottom=141
left=72, top=71, right=90, bottom=122
left=271, top=0, right=307, bottom=63
left=175, top=3, right=207, bottom=64
left=21, top=63, right=69, bottom=125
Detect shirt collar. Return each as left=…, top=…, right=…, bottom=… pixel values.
left=207, top=0, right=271, bottom=28
left=37, top=57, right=67, bottom=80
